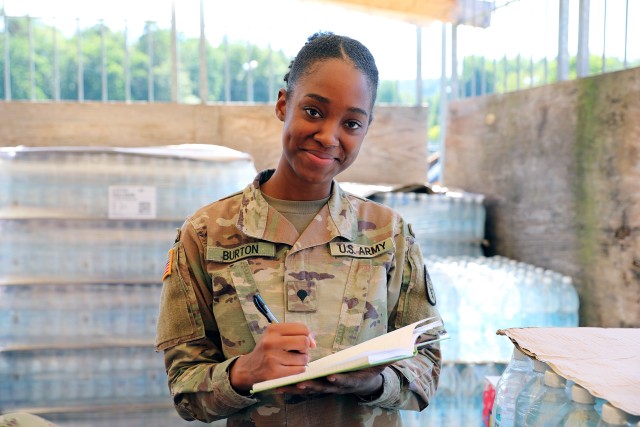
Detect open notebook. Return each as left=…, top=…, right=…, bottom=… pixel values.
left=251, top=317, right=448, bottom=393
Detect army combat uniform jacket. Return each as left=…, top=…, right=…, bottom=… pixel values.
left=156, top=170, right=443, bottom=426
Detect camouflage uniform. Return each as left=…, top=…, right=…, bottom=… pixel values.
left=156, top=170, right=443, bottom=426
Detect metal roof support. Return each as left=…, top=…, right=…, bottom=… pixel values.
left=146, top=21, right=154, bottom=102
left=101, top=20, right=107, bottom=101
left=624, top=0, right=629, bottom=68
left=576, top=0, right=590, bottom=78
left=439, top=22, right=449, bottom=185
left=224, top=35, right=230, bottom=103
left=29, top=17, right=35, bottom=101
left=557, top=0, right=570, bottom=81
left=198, top=0, right=208, bottom=104
left=171, top=0, right=178, bottom=103
left=451, top=23, right=458, bottom=101
left=124, top=22, right=131, bottom=102
left=53, top=19, right=60, bottom=101
left=416, top=26, right=423, bottom=106
left=77, top=18, right=83, bottom=101
left=3, top=15, right=10, bottom=101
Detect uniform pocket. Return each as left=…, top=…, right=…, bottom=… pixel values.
left=332, top=258, right=372, bottom=352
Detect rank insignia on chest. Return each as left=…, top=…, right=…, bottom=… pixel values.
left=162, top=248, right=174, bottom=282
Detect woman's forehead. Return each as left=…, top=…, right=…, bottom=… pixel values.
left=296, top=59, right=374, bottom=107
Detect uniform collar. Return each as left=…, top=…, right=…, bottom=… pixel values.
left=236, top=169, right=358, bottom=243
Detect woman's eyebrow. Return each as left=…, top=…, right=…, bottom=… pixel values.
left=304, top=93, right=369, bottom=118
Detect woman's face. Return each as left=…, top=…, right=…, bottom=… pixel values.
left=274, top=58, right=373, bottom=199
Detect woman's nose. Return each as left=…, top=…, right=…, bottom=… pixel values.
left=314, top=121, right=340, bottom=147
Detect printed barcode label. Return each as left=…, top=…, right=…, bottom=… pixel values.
left=108, top=186, right=157, bottom=219
left=138, top=201, right=152, bottom=215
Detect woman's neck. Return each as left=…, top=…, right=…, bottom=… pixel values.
left=261, top=171, right=331, bottom=201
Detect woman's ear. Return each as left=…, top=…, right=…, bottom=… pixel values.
left=275, top=88, right=287, bottom=122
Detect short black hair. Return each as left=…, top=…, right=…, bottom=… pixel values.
left=284, top=31, right=379, bottom=110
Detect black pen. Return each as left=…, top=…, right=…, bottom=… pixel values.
left=253, top=294, right=279, bottom=324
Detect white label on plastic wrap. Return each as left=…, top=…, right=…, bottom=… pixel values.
left=108, top=185, right=157, bottom=219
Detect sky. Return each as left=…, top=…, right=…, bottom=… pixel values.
left=3, top=0, right=638, bottom=81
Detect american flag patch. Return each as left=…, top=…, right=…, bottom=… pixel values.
left=162, top=249, right=174, bottom=282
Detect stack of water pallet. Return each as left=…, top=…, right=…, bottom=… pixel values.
left=0, top=145, right=256, bottom=426
left=358, top=185, right=579, bottom=426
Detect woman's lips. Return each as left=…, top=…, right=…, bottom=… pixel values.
left=303, top=150, right=338, bottom=165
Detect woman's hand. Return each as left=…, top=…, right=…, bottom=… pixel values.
left=229, top=323, right=316, bottom=393
left=274, top=364, right=390, bottom=398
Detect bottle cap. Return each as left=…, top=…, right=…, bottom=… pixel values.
left=601, top=402, right=628, bottom=425
left=571, top=384, right=594, bottom=404
left=533, top=359, right=547, bottom=373
left=543, top=370, right=566, bottom=388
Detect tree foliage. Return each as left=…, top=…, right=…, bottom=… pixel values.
left=0, top=16, right=292, bottom=103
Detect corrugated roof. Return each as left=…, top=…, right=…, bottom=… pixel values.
left=303, top=0, right=458, bottom=25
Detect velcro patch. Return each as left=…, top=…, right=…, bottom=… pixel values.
left=329, top=238, right=394, bottom=258
left=206, top=242, right=276, bottom=263
left=286, top=281, right=317, bottom=312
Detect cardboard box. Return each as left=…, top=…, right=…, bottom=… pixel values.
left=497, top=327, right=640, bottom=416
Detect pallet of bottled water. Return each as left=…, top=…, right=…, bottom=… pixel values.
left=401, top=361, right=507, bottom=427
left=0, top=145, right=257, bottom=219
left=0, top=144, right=257, bottom=422
left=0, top=344, right=167, bottom=411
left=425, top=255, right=579, bottom=364
left=0, top=282, right=162, bottom=347
left=29, top=408, right=215, bottom=427
left=0, top=218, right=184, bottom=283
left=369, top=189, right=486, bottom=258
left=490, top=347, right=638, bottom=427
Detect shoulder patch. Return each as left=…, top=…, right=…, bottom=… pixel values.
left=425, top=265, right=437, bottom=306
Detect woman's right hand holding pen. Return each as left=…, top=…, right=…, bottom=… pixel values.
left=229, top=323, right=316, bottom=394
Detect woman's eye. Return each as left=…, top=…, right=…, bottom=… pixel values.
left=304, top=107, right=321, bottom=118
left=345, top=120, right=362, bottom=130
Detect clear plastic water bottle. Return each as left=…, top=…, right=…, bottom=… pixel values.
left=559, top=275, right=580, bottom=327
left=460, top=363, right=501, bottom=426
left=433, top=362, right=462, bottom=427
left=558, top=383, right=600, bottom=426
left=493, top=348, right=533, bottom=426
left=0, top=352, right=12, bottom=407
left=427, top=256, right=460, bottom=362
left=95, top=347, right=115, bottom=400
left=515, top=358, right=548, bottom=426
left=597, top=402, right=630, bottom=426
left=0, top=285, right=16, bottom=344
left=129, top=347, right=147, bottom=398
left=524, top=370, right=571, bottom=426
left=13, top=351, right=31, bottom=405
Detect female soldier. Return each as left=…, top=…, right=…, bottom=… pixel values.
left=156, top=31, right=443, bottom=426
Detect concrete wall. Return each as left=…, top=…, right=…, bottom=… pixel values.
left=0, top=102, right=430, bottom=186
left=444, top=67, right=640, bottom=327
